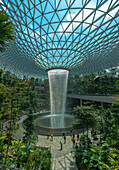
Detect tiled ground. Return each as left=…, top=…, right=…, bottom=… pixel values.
left=13, top=115, right=79, bottom=169
left=36, top=135, right=79, bottom=169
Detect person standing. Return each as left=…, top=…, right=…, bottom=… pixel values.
left=62, top=131, right=65, bottom=137
left=77, top=134, right=79, bottom=141
left=75, top=143, right=78, bottom=149
left=51, top=134, right=53, bottom=141
left=60, top=141, right=63, bottom=150
left=64, top=134, right=66, bottom=144
left=73, top=138, right=75, bottom=148
left=47, top=132, right=49, bottom=139
left=71, top=136, right=74, bottom=142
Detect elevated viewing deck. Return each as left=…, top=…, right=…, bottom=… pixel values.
left=67, top=94, right=118, bottom=103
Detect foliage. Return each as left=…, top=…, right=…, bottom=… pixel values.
left=68, top=72, right=119, bottom=95
left=74, top=105, right=119, bottom=170
left=75, top=145, right=103, bottom=170
left=7, top=140, right=51, bottom=170
left=73, top=105, right=97, bottom=138
left=0, top=69, right=51, bottom=169
left=75, top=138, right=119, bottom=170
left=0, top=10, right=14, bottom=52
left=23, top=108, right=36, bottom=144
left=103, top=148, right=119, bottom=170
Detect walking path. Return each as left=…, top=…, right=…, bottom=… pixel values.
left=4, top=112, right=100, bottom=169
left=11, top=114, right=79, bottom=169
left=36, top=135, right=78, bottom=170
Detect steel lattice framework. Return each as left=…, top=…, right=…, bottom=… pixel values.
left=0, top=0, right=119, bottom=77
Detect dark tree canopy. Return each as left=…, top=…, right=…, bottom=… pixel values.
left=0, top=10, right=14, bottom=52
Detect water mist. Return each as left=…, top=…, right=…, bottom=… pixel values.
left=48, top=69, right=69, bottom=128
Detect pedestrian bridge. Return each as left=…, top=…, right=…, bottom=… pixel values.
left=67, top=94, right=118, bottom=104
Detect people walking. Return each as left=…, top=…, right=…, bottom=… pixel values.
left=60, top=141, right=63, bottom=150
left=75, top=143, right=78, bottom=149
left=62, top=131, right=65, bottom=137
left=51, top=134, right=53, bottom=141
left=47, top=132, right=49, bottom=139
left=77, top=134, right=79, bottom=141
left=73, top=137, right=75, bottom=148
left=64, top=134, right=66, bottom=144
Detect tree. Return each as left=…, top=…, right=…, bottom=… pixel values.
left=73, top=105, right=97, bottom=142
left=23, top=108, right=35, bottom=144
left=3, top=78, right=21, bottom=165
left=0, top=69, right=4, bottom=130
left=0, top=69, right=52, bottom=168
left=0, top=10, right=14, bottom=52
left=115, top=79, right=119, bottom=94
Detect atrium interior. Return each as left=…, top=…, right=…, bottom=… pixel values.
left=0, top=0, right=119, bottom=169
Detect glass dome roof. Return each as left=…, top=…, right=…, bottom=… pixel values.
left=0, top=0, right=119, bottom=76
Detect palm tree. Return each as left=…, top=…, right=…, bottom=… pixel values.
left=0, top=10, right=14, bottom=52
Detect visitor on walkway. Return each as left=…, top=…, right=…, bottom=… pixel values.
left=60, top=141, right=63, bottom=150
left=75, top=143, right=78, bottom=149
left=77, top=134, right=79, bottom=141
left=62, top=131, right=65, bottom=137
left=70, top=130, right=72, bottom=136
left=64, top=134, right=66, bottom=144
left=51, top=134, right=53, bottom=141
left=73, top=133, right=75, bottom=138
left=73, top=138, right=75, bottom=148
left=47, top=132, right=49, bottom=139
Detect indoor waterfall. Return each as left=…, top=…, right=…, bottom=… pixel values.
left=48, top=69, right=69, bottom=128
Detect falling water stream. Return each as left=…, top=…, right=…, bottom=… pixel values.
left=48, top=69, right=69, bottom=128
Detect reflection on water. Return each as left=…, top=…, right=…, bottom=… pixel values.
left=35, top=114, right=74, bottom=128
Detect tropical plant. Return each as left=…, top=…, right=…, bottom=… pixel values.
left=0, top=10, right=14, bottom=52
left=10, top=140, right=52, bottom=169
left=23, top=108, right=36, bottom=144
left=75, top=145, right=103, bottom=170
left=74, top=105, right=119, bottom=170
left=103, top=148, right=119, bottom=170
left=73, top=105, right=97, bottom=138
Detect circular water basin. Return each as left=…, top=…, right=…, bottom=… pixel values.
left=35, top=114, right=74, bottom=128
left=34, top=113, right=74, bottom=135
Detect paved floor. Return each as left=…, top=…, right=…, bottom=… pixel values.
left=12, top=115, right=79, bottom=169
left=36, top=135, right=78, bottom=170
left=5, top=113, right=100, bottom=170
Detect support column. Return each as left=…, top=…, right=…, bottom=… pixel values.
left=101, top=102, right=103, bottom=108
left=80, top=99, right=82, bottom=106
